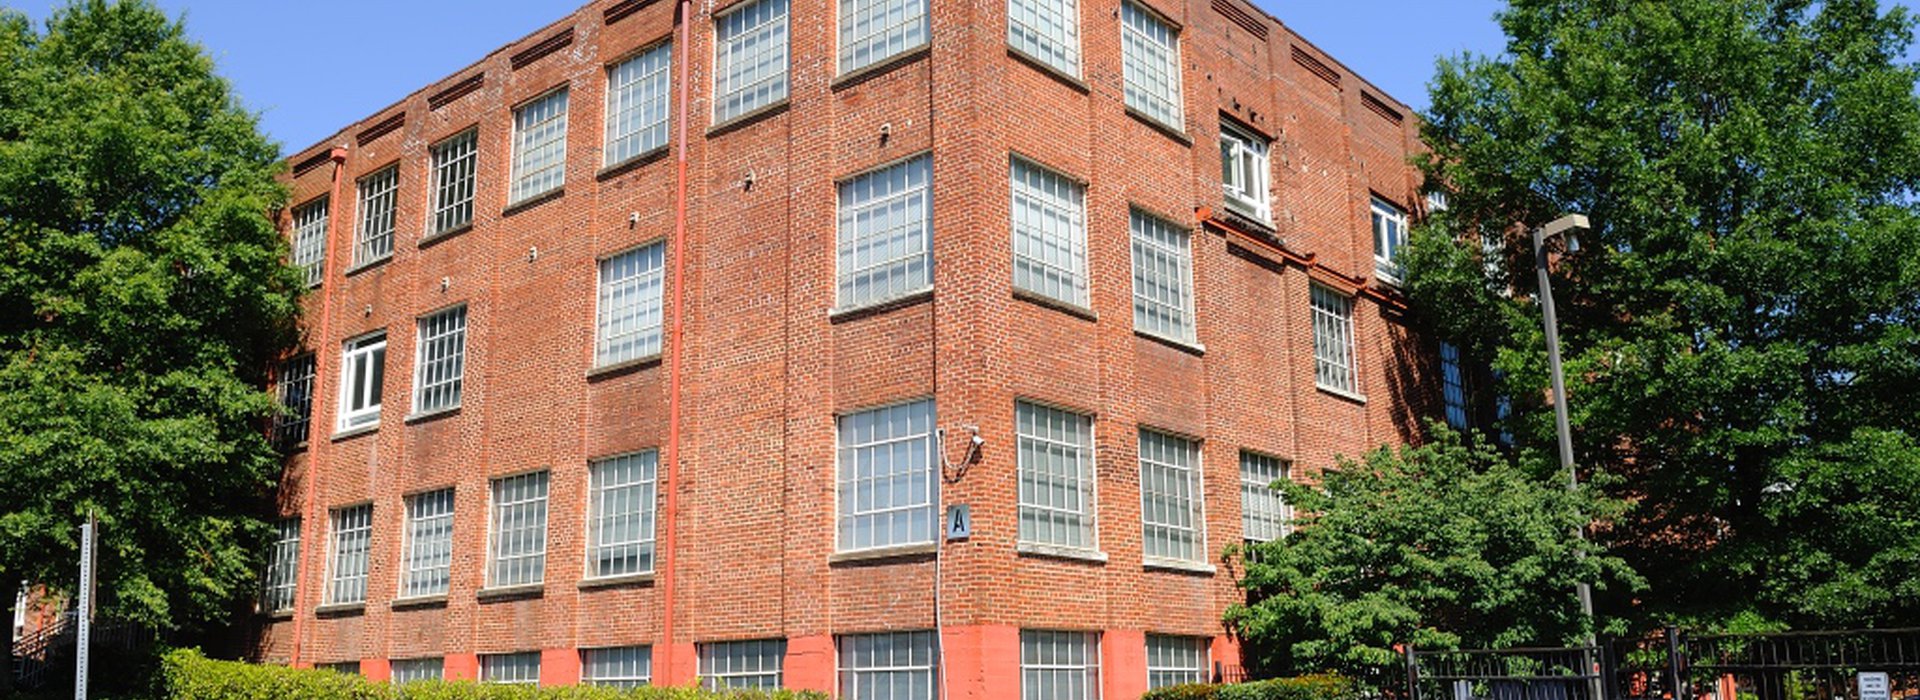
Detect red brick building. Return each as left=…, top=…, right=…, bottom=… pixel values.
left=255, top=0, right=1442, bottom=695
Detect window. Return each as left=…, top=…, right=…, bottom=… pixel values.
left=510, top=89, right=569, bottom=205
left=837, top=400, right=937, bottom=552
left=317, top=661, right=361, bottom=675
left=481, top=652, right=542, bottom=686
left=1021, top=630, right=1099, bottom=700
left=837, top=154, right=933, bottom=309
left=429, top=129, right=478, bottom=235
left=336, top=332, right=386, bottom=431
left=1129, top=210, right=1196, bottom=343
left=839, top=0, right=928, bottom=74
left=1010, top=158, right=1088, bottom=308
left=324, top=504, right=372, bottom=605
left=588, top=451, right=659, bottom=578
left=606, top=43, right=672, bottom=166
left=488, top=471, right=550, bottom=588
left=292, top=198, right=328, bottom=287
left=260, top=519, right=300, bottom=613
left=1138, top=430, right=1203, bottom=563
left=272, top=354, right=316, bottom=450
left=699, top=639, right=786, bottom=690
left=839, top=631, right=937, bottom=700
left=1145, top=635, right=1207, bottom=689
left=1120, top=1, right=1181, bottom=130
left=391, top=658, right=444, bottom=684
left=399, top=489, right=455, bottom=599
left=1007, top=0, right=1078, bottom=77
left=583, top=646, right=652, bottom=688
left=412, top=306, right=467, bottom=414
left=1016, top=402, right=1096, bottom=550
left=714, top=0, right=790, bottom=123
left=1372, top=197, right=1408, bottom=283
left=1219, top=122, right=1270, bottom=223
left=1239, top=452, right=1289, bottom=544
left=597, top=242, right=667, bottom=367
left=353, top=165, right=398, bottom=267
left=1310, top=284, right=1357, bottom=395
left=1441, top=342, right=1468, bottom=430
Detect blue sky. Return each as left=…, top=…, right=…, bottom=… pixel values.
left=0, top=1, right=1610, bottom=154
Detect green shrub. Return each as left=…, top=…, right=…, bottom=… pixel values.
left=1141, top=682, right=1222, bottom=700
left=1145, top=674, right=1359, bottom=700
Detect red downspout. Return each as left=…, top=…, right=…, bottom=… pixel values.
left=660, top=0, right=693, bottom=682
left=289, top=145, right=348, bottom=668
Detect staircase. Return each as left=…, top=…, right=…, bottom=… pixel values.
left=10, top=612, right=152, bottom=691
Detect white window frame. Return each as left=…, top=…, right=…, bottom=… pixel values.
left=1239, top=451, right=1290, bottom=544
left=1310, top=284, right=1359, bottom=397
left=260, top=519, right=300, bottom=613
left=1145, top=635, right=1208, bottom=689
left=480, top=651, right=542, bottom=686
left=1007, top=0, right=1080, bottom=78
left=1119, top=1, right=1182, bottom=131
left=699, top=639, right=787, bottom=690
left=428, top=129, right=478, bottom=236
left=336, top=331, right=386, bottom=432
left=1015, top=401, right=1098, bottom=552
left=291, top=197, right=329, bottom=287
left=411, top=305, right=467, bottom=415
left=837, top=154, right=934, bottom=310
left=596, top=241, right=668, bottom=367
left=272, top=353, right=316, bottom=450
left=352, top=164, right=398, bottom=268
left=1372, top=196, right=1408, bottom=284
left=391, top=658, right=444, bottom=684
left=1009, top=157, right=1089, bottom=308
left=839, top=631, right=938, bottom=700
left=487, top=471, right=550, bottom=589
left=582, top=646, right=653, bottom=688
left=1129, top=208, right=1197, bottom=344
left=605, top=42, right=673, bottom=166
left=713, top=0, right=791, bottom=124
left=587, top=451, right=659, bottom=578
left=1020, top=630, right=1101, bottom=700
left=836, top=399, right=939, bottom=553
left=1138, top=429, right=1205, bottom=564
left=839, top=0, right=929, bottom=74
left=509, top=88, right=569, bottom=205
left=323, top=504, right=372, bottom=606
left=399, top=488, right=455, bottom=599
left=1219, top=121, right=1271, bottom=223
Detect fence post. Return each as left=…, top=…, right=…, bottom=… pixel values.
left=1665, top=626, right=1684, bottom=700
left=1405, top=645, right=1420, bottom=700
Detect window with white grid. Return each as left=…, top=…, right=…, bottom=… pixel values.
left=324, top=504, right=372, bottom=605
left=1138, top=430, right=1203, bottom=563
left=510, top=89, right=569, bottom=205
left=272, top=354, right=315, bottom=450
left=840, top=631, right=937, bottom=700
left=1130, top=209, right=1196, bottom=343
left=337, top=332, right=386, bottom=431
left=1120, top=1, right=1181, bottom=131
left=429, top=129, right=477, bottom=236
left=588, top=451, right=658, bottom=578
left=699, top=639, right=786, bottom=690
left=606, top=43, right=672, bottom=166
left=317, top=661, right=361, bottom=675
left=583, top=646, right=653, bottom=688
left=1373, top=197, right=1408, bottom=283
left=1239, top=451, right=1289, bottom=544
left=390, top=658, right=444, bottom=684
left=597, top=242, right=667, bottom=367
left=1007, top=0, right=1078, bottom=77
left=1010, top=158, right=1088, bottom=308
left=399, top=489, right=454, bottom=599
left=260, top=519, right=300, bottom=612
left=1145, top=635, right=1207, bottom=689
left=488, top=471, right=549, bottom=588
left=714, top=0, right=789, bottom=123
left=1441, top=342, right=1468, bottom=430
left=1021, top=630, right=1099, bottom=700
left=1311, top=284, right=1358, bottom=395
left=1219, top=121, right=1270, bottom=223
left=838, top=155, right=933, bottom=309
left=353, top=165, right=397, bottom=267
left=480, top=652, right=542, bottom=685
left=412, top=306, right=467, bottom=414
left=839, top=0, right=928, bottom=74
left=837, top=400, right=937, bottom=552
left=1016, top=401, right=1096, bottom=550
left=291, top=198, right=328, bottom=287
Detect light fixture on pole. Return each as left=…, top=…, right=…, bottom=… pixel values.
left=1533, top=213, right=1602, bottom=698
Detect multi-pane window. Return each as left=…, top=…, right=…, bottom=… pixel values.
left=260, top=519, right=300, bottom=613
left=1016, top=402, right=1096, bottom=550
left=606, top=43, right=672, bottom=166
left=839, top=0, right=928, bottom=74
left=336, top=332, right=386, bottom=431
left=1138, top=430, right=1203, bottom=563
left=480, top=652, right=542, bottom=685
left=699, top=639, right=786, bottom=691
left=1145, top=635, right=1208, bottom=689
left=272, top=354, right=316, bottom=450
left=1310, top=284, right=1358, bottom=395
left=583, top=646, right=653, bottom=689
left=412, top=306, right=467, bottom=414
left=1441, top=342, right=1468, bottom=430
left=1219, top=122, right=1270, bottom=223
left=1129, top=210, right=1196, bottom=343
left=1372, top=197, right=1408, bottom=282
left=488, top=471, right=550, bottom=588
left=1007, top=0, right=1079, bottom=77
left=588, top=451, right=659, bottom=578
left=1120, top=1, right=1181, bottom=130
left=317, top=662, right=360, bottom=675
left=1010, top=158, right=1088, bottom=308
left=1239, top=452, right=1289, bottom=544
left=597, top=242, right=667, bottom=366
left=510, top=89, right=569, bottom=205
left=324, top=504, right=372, bottom=605
left=837, top=155, right=933, bottom=309
left=1021, top=630, right=1099, bottom=700
left=839, top=631, right=937, bottom=700
left=714, top=0, right=790, bottom=124
left=837, top=400, right=937, bottom=552
left=390, top=658, right=444, bottom=684
left=428, top=129, right=478, bottom=235
left=353, top=165, right=398, bottom=267
left=399, top=489, right=455, bottom=599
left=291, top=198, right=329, bottom=287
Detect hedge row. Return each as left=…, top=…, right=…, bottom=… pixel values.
left=1141, top=674, right=1360, bottom=700
left=158, top=649, right=829, bottom=700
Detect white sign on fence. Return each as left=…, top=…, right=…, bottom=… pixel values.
left=1859, top=671, right=1891, bottom=700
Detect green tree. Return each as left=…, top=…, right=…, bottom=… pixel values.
left=0, top=0, right=301, bottom=682
left=1226, top=427, right=1641, bottom=686
left=1409, top=0, right=1920, bottom=629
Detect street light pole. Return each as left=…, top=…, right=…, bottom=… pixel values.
left=1533, top=214, right=1602, bottom=699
